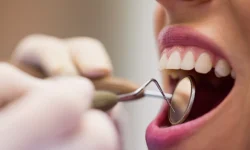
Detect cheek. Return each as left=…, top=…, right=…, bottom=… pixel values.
left=232, top=0, right=250, bottom=41
left=154, top=4, right=167, bottom=39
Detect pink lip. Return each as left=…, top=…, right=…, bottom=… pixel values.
left=146, top=26, right=227, bottom=149
left=158, top=26, right=225, bottom=58
left=146, top=102, right=210, bottom=149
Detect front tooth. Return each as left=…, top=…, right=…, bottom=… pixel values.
left=195, top=53, right=212, bottom=74
left=181, top=51, right=195, bottom=70
left=215, top=59, right=231, bottom=77
left=166, top=51, right=181, bottom=69
left=159, top=52, right=168, bottom=70
left=231, top=70, right=236, bottom=79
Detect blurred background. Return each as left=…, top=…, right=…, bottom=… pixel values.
left=1, top=0, right=162, bottom=149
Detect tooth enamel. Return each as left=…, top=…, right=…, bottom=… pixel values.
left=159, top=52, right=168, bottom=70
left=215, top=59, right=231, bottom=77
left=181, top=51, right=195, bottom=70
left=231, top=70, right=236, bottom=79
left=166, top=51, right=181, bottom=69
left=195, top=53, right=212, bottom=74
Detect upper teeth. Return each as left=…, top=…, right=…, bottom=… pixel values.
left=214, top=59, right=231, bottom=77
left=167, top=51, right=181, bottom=69
left=181, top=51, right=195, bottom=70
left=159, top=48, right=235, bottom=79
left=195, top=53, right=213, bottom=74
left=231, top=70, right=236, bottom=79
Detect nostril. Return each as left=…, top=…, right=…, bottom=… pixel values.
left=157, top=0, right=210, bottom=11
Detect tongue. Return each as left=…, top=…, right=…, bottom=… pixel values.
left=186, top=76, right=234, bottom=122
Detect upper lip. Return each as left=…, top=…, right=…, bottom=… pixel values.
left=158, top=26, right=226, bottom=61
left=146, top=26, right=233, bottom=149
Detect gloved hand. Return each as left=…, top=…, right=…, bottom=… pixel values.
left=0, top=34, right=126, bottom=150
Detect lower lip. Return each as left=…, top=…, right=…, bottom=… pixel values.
left=146, top=101, right=212, bottom=149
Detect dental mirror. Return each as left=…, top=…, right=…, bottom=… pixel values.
left=168, top=76, right=196, bottom=125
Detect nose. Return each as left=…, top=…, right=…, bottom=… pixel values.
left=157, top=0, right=212, bottom=23
left=157, top=0, right=209, bottom=6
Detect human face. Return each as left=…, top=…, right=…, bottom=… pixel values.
left=146, top=1, right=250, bottom=150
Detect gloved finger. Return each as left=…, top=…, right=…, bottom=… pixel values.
left=47, top=110, right=119, bottom=150
left=11, top=34, right=78, bottom=77
left=65, top=37, right=113, bottom=79
left=109, top=104, right=127, bottom=134
left=0, top=63, right=40, bottom=106
left=0, top=77, right=94, bottom=150
left=109, top=103, right=127, bottom=150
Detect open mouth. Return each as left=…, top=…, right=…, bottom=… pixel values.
left=146, top=26, right=235, bottom=149
left=160, top=51, right=235, bottom=125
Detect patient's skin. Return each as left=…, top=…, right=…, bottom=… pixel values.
left=152, top=1, right=250, bottom=149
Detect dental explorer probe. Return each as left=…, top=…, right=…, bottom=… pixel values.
left=117, top=78, right=175, bottom=111
left=14, top=62, right=175, bottom=111
left=14, top=62, right=197, bottom=125
left=93, top=76, right=196, bottom=125
left=93, top=78, right=175, bottom=112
